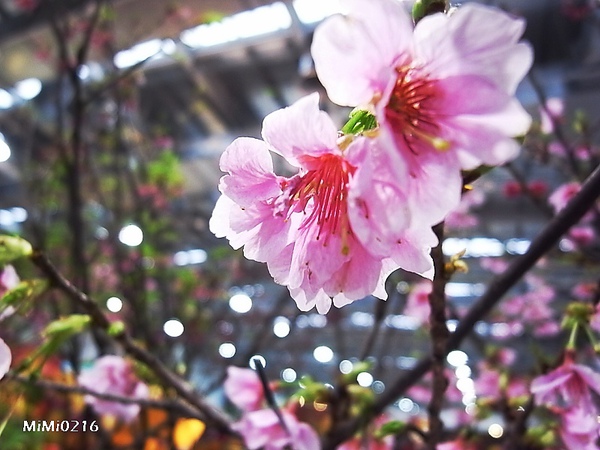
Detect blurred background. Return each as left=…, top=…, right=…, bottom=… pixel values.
left=0, top=0, right=598, bottom=448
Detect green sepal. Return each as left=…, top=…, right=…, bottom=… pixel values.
left=0, top=235, right=33, bottom=264
left=341, top=109, right=378, bottom=135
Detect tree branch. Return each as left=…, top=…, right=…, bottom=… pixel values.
left=29, top=250, right=237, bottom=437
left=322, top=163, right=600, bottom=449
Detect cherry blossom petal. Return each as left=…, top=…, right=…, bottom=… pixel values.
left=311, top=0, right=412, bottom=106
left=0, top=338, right=10, bottom=380
left=219, top=137, right=280, bottom=207
left=261, top=93, right=338, bottom=167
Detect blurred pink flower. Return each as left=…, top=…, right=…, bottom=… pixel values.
left=210, top=93, right=436, bottom=313
left=312, top=0, right=532, bottom=224
left=445, top=189, right=485, bottom=230
left=437, top=438, right=478, bottom=450
left=78, top=355, right=149, bottom=422
left=232, top=409, right=320, bottom=450
left=404, top=281, right=432, bottom=325
left=0, top=265, right=19, bottom=321
left=480, top=258, right=509, bottom=274
left=560, top=405, right=600, bottom=450
left=338, top=415, right=393, bottom=450
left=0, top=338, right=10, bottom=380
left=567, top=225, right=595, bottom=247
left=540, top=97, right=564, bottom=134
left=548, top=182, right=581, bottom=214
left=224, top=366, right=264, bottom=412
left=531, top=358, right=600, bottom=416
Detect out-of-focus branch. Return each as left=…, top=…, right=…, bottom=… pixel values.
left=425, top=222, right=449, bottom=449
left=322, top=163, right=600, bottom=449
left=7, top=373, right=203, bottom=420
left=30, top=250, right=238, bottom=437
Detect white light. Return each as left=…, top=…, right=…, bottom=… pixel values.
left=77, top=64, right=90, bottom=80
left=180, top=2, right=291, bottom=48
left=0, top=210, right=12, bottom=226
left=313, top=345, right=334, bottom=363
left=372, top=380, right=385, bottom=393
left=339, top=359, right=353, bottom=374
left=350, top=311, right=375, bottom=327
left=456, top=378, right=475, bottom=394
left=488, top=423, right=504, bottom=439
left=505, top=238, right=530, bottom=255
left=308, top=314, right=327, bottom=328
left=10, top=207, right=27, bottom=223
left=455, top=365, right=472, bottom=379
left=443, top=237, right=504, bottom=258
left=357, top=372, right=374, bottom=387
left=446, top=283, right=486, bottom=298
left=95, top=227, right=109, bottom=240
left=114, top=39, right=164, bottom=69
left=462, top=393, right=477, bottom=405
left=118, top=224, right=143, bottom=246
left=447, top=350, right=468, bottom=367
left=229, top=293, right=252, bottom=314
left=161, top=39, right=177, bottom=55
left=0, top=140, right=10, bottom=163
left=0, top=89, right=14, bottom=109
left=173, top=251, right=189, bottom=266
left=106, top=296, right=123, bottom=313
left=273, top=317, right=291, bottom=338
left=187, top=249, right=207, bottom=264
left=163, top=319, right=184, bottom=337
left=281, top=368, right=297, bottom=382
left=15, top=78, right=42, bottom=100
left=218, top=342, right=236, bottom=358
left=398, top=398, right=414, bottom=412
left=293, top=0, right=346, bottom=24
left=249, top=355, right=266, bottom=369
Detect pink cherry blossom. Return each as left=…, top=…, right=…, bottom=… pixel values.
left=437, top=438, right=478, bottom=450
left=312, top=0, right=532, bottom=224
left=404, top=281, right=432, bottom=325
left=0, top=338, right=11, bottom=380
left=0, top=265, right=19, bottom=321
left=559, top=406, right=600, bottom=450
left=532, top=359, right=600, bottom=410
left=224, top=366, right=264, bottom=412
left=210, top=93, right=437, bottom=313
left=78, top=355, right=149, bottom=422
left=548, top=182, right=581, bottom=214
left=232, top=409, right=320, bottom=450
left=540, top=97, right=564, bottom=134
left=445, top=189, right=485, bottom=230
left=338, top=415, right=393, bottom=450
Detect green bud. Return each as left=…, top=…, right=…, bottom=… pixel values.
left=43, top=314, right=91, bottom=337
left=0, top=279, right=48, bottom=316
left=0, top=235, right=33, bottom=264
left=412, top=0, right=448, bottom=23
left=375, top=420, right=407, bottom=439
left=107, top=321, right=126, bottom=337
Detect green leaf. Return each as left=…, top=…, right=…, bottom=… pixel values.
left=375, top=420, right=407, bottom=439
left=0, top=279, right=48, bottom=316
left=43, top=314, right=92, bottom=338
left=0, top=236, right=33, bottom=264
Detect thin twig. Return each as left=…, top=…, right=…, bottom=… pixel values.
left=6, top=373, right=203, bottom=419
left=322, top=163, right=600, bottom=449
left=30, top=250, right=237, bottom=436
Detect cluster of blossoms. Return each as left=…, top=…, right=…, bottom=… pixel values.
left=531, top=355, right=600, bottom=449
left=78, top=355, right=149, bottom=422
left=224, top=366, right=320, bottom=450
left=210, top=0, right=532, bottom=313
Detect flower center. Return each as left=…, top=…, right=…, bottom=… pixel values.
left=287, top=154, right=354, bottom=247
left=385, top=65, right=448, bottom=153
